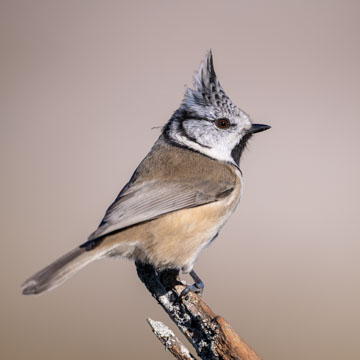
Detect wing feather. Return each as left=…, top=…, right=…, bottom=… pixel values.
left=88, top=179, right=233, bottom=241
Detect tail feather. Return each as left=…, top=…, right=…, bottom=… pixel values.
left=22, top=246, right=100, bottom=295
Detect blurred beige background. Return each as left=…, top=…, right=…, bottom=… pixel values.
left=1, top=1, right=359, bottom=359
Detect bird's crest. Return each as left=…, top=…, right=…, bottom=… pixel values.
left=182, top=51, right=239, bottom=116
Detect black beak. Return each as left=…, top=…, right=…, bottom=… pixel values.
left=250, top=123, right=271, bottom=134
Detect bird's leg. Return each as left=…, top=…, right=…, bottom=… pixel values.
left=179, top=269, right=204, bottom=299
left=190, top=270, right=204, bottom=293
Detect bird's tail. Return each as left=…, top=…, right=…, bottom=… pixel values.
left=21, top=244, right=106, bottom=295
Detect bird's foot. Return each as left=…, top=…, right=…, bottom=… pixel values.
left=178, top=270, right=204, bottom=299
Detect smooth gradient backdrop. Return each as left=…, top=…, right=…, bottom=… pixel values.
left=1, top=1, right=359, bottom=359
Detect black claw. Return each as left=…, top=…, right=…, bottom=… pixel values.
left=176, top=270, right=205, bottom=301
left=189, top=270, right=204, bottom=293
left=179, top=284, right=198, bottom=299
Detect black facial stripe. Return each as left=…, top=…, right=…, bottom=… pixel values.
left=231, top=132, right=253, bottom=165
left=178, top=120, right=195, bottom=142
left=180, top=120, right=211, bottom=149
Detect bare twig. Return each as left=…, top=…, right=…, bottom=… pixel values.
left=136, top=261, right=261, bottom=360
left=147, top=318, right=196, bottom=360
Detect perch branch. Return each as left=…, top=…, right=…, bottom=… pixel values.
left=147, top=318, right=196, bottom=360
left=136, top=261, right=261, bottom=360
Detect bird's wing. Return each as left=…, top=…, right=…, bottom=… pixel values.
left=87, top=179, right=234, bottom=241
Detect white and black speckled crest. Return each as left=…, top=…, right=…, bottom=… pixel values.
left=184, top=51, right=241, bottom=117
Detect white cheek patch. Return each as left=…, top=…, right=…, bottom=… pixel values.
left=202, top=137, right=239, bottom=164
left=171, top=120, right=240, bottom=165
left=182, top=120, right=218, bottom=148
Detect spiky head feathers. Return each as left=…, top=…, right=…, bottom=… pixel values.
left=184, top=51, right=242, bottom=119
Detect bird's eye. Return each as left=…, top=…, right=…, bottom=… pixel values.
left=216, top=118, right=230, bottom=129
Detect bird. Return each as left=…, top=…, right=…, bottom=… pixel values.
left=21, top=51, right=270, bottom=296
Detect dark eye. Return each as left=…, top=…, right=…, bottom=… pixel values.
left=216, top=118, right=230, bottom=129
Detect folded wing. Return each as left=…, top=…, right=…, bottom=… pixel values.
left=87, top=179, right=234, bottom=241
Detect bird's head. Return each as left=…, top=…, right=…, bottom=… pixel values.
left=164, top=51, right=270, bottom=165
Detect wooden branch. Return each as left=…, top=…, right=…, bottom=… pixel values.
left=136, top=261, right=261, bottom=360
left=147, top=318, right=196, bottom=360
